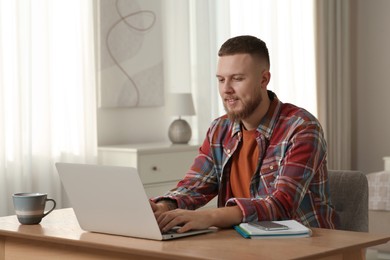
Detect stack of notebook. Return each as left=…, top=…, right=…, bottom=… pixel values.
left=234, top=220, right=312, bottom=239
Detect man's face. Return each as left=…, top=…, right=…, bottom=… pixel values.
left=216, top=54, right=266, bottom=121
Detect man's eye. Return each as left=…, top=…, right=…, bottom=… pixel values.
left=218, top=78, right=225, bottom=83
left=233, top=77, right=243, bottom=81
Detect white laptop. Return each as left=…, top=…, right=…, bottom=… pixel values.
left=55, top=163, right=215, bottom=240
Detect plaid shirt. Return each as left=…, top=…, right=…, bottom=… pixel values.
left=155, top=91, right=338, bottom=228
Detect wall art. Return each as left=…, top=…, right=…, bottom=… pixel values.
left=98, top=0, right=164, bottom=107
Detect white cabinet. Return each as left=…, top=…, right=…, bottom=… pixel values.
left=98, top=142, right=217, bottom=208
left=98, top=142, right=198, bottom=198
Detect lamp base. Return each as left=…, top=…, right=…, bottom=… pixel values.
left=168, top=119, right=192, bottom=144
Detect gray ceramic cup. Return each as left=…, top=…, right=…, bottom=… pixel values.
left=12, top=193, right=56, bottom=225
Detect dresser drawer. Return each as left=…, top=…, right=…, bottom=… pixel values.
left=138, top=151, right=195, bottom=184
left=98, top=143, right=199, bottom=188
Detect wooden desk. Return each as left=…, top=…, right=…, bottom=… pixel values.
left=0, top=208, right=389, bottom=260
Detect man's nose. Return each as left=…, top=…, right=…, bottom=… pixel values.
left=221, top=80, right=233, bottom=93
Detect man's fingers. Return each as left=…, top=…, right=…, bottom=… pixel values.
left=177, top=222, right=193, bottom=233
left=149, top=201, right=157, bottom=211
left=158, top=210, right=187, bottom=232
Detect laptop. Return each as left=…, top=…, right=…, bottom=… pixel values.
left=55, top=163, right=215, bottom=240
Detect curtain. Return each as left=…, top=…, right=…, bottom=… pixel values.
left=315, top=0, right=352, bottom=170
left=0, top=0, right=97, bottom=216
left=229, top=0, right=317, bottom=116
left=188, top=0, right=231, bottom=140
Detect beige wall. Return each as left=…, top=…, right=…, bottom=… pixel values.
left=354, top=0, right=390, bottom=174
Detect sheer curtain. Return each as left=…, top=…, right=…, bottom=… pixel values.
left=229, top=0, right=317, bottom=116
left=0, top=0, right=97, bottom=216
left=188, top=0, right=231, bottom=140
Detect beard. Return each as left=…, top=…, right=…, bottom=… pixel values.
left=223, top=89, right=263, bottom=122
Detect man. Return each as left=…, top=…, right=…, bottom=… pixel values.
left=150, top=35, right=338, bottom=233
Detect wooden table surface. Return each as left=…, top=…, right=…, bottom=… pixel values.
left=0, top=208, right=389, bottom=260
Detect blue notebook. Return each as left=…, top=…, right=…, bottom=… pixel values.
left=234, top=220, right=312, bottom=239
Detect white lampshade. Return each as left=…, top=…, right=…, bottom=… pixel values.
left=168, top=93, right=195, bottom=116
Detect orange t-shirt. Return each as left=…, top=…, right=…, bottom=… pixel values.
left=230, top=128, right=259, bottom=198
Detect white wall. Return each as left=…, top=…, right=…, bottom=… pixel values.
left=97, top=107, right=169, bottom=145
left=355, top=0, right=390, bottom=173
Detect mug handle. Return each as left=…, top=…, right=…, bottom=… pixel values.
left=42, top=198, right=56, bottom=218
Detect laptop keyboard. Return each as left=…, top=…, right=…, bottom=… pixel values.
left=162, top=227, right=180, bottom=235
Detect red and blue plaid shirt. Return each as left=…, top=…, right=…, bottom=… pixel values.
left=155, top=91, right=338, bottom=228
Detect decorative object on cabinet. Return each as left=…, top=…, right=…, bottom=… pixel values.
left=167, top=93, right=196, bottom=144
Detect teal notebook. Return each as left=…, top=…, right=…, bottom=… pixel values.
left=234, top=220, right=312, bottom=239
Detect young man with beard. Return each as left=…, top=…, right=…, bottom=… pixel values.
left=150, top=35, right=338, bottom=233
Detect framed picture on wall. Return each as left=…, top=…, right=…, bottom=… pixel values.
left=97, top=0, right=164, bottom=108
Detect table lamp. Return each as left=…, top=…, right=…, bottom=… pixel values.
left=168, top=93, right=195, bottom=144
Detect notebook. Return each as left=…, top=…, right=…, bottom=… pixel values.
left=55, top=162, right=215, bottom=240
left=234, top=220, right=312, bottom=239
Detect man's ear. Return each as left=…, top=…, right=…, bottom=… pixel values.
left=261, top=70, right=271, bottom=89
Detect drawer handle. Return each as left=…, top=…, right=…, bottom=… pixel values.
left=152, top=166, right=158, bottom=171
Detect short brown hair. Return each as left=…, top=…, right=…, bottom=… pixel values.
left=218, top=35, right=270, bottom=68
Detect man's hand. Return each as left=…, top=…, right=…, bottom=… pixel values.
left=156, top=206, right=243, bottom=233
left=149, top=200, right=177, bottom=219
